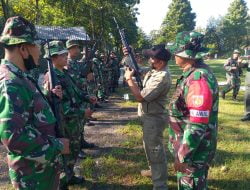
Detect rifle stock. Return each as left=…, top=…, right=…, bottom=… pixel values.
left=113, top=17, right=143, bottom=90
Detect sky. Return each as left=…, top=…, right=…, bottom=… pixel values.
left=136, top=0, right=250, bottom=35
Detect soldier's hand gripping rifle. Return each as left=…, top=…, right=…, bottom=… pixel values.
left=45, top=40, right=71, bottom=181
left=113, top=17, right=143, bottom=90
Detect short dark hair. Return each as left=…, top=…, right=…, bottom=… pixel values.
left=3, top=44, right=22, bottom=51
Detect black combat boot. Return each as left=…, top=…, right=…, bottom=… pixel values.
left=60, top=184, right=69, bottom=190
left=232, top=95, right=238, bottom=101
left=241, top=114, right=250, bottom=121
left=82, top=139, right=97, bottom=149
left=78, top=150, right=87, bottom=159
left=94, top=103, right=103, bottom=108
left=86, top=120, right=95, bottom=126
left=68, top=175, right=85, bottom=185
left=89, top=116, right=97, bottom=121
left=220, top=91, right=225, bottom=99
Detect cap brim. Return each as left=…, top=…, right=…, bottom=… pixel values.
left=56, top=49, right=68, bottom=55
left=67, top=44, right=79, bottom=49
left=167, top=43, right=180, bottom=55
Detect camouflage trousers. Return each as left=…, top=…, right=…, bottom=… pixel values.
left=60, top=117, right=82, bottom=185
left=87, top=80, right=97, bottom=97
left=80, top=118, right=87, bottom=147
left=97, top=85, right=105, bottom=99
left=222, top=76, right=241, bottom=98
left=177, top=168, right=208, bottom=190
left=141, top=114, right=168, bottom=190
left=9, top=162, right=60, bottom=190
left=244, top=72, right=250, bottom=115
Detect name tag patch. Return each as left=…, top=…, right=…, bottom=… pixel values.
left=190, top=109, right=209, bottom=118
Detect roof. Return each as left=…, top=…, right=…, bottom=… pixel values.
left=35, top=26, right=91, bottom=41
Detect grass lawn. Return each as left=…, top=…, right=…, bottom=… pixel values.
left=79, top=59, right=250, bottom=190
left=1, top=59, right=249, bottom=190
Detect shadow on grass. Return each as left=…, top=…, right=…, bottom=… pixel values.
left=81, top=146, right=250, bottom=190
left=212, top=149, right=250, bottom=167
left=95, top=119, right=133, bottom=125
left=208, top=178, right=250, bottom=190
left=73, top=179, right=178, bottom=190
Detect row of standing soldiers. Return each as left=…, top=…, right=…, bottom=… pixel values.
left=0, top=16, right=121, bottom=190
left=43, top=40, right=121, bottom=189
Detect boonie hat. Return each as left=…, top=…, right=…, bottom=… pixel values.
left=0, top=16, right=38, bottom=45
left=44, top=40, right=68, bottom=58
left=66, top=40, right=79, bottom=49
left=169, top=31, right=209, bottom=60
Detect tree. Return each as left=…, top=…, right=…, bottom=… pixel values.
left=2, top=0, right=140, bottom=52
left=0, top=0, right=10, bottom=20
left=204, top=17, right=223, bottom=56
left=135, top=28, right=151, bottom=50
left=220, top=0, right=249, bottom=52
left=157, top=0, right=196, bottom=43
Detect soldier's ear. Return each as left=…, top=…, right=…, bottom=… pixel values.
left=18, top=44, right=29, bottom=58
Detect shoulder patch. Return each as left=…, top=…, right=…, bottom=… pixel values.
left=186, top=77, right=213, bottom=124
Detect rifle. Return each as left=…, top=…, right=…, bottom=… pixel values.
left=240, top=55, right=250, bottom=61
left=113, top=17, right=143, bottom=90
left=82, top=28, right=105, bottom=73
left=45, top=40, right=71, bottom=181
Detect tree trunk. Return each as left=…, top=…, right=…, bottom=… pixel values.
left=35, top=0, right=40, bottom=24
left=1, top=0, right=9, bottom=21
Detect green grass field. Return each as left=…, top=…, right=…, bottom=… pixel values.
left=79, top=59, right=250, bottom=190
left=1, top=59, right=249, bottom=190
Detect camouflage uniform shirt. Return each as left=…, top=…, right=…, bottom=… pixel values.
left=168, top=61, right=219, bottom=175
left=67, top=58, right=89, bottom=95
left=0, top=59, right=63, bottom=189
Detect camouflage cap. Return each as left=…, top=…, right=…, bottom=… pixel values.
left=0, top=16, right=38, bottom=45
left=169, top=31, right=209, bottom=60
left=44, top=40, right=68, bottom=58
left=233, top=49, right=240, bottom=54
left=66, top=40, right=79, bottom=49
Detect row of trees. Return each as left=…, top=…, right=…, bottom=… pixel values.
left=0, top=0, right=249, bottom=56
left=204, top=0, right=249, bottom=56
left=0, top=0, right=142, bottom=51
left=150, top=0, right=249, bottom=57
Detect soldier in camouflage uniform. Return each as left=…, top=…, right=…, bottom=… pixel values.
left=0, top=16, right=70, bottom=190
left=85, top=51, right=98, bottom=99
left=104, top=52, right=114, bottom=94
left=92, top=51, right=105, bottom=101
left=101, top=53, right=111, bottom=97
left=240, top=54, right=250, bottom=121
left=66, top=40, right=89, bottom=90
left=110, top=51, right=120, bottom=92
left=66, top=40, right=97, bottom=157
left=79, top=47, right=98, bottom=125
left=168, top=31, right=219, bottom=190
left=43, top=41, right=94, bottom=189
left=124, top=44, right=172, bottom=190
left=220, top=49, right=242, bottom=101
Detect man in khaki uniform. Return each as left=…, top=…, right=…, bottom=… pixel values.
left=124, top=44, right=172, bottom=190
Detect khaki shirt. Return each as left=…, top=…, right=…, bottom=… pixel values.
left=138, top=66, right=171, bottom=117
